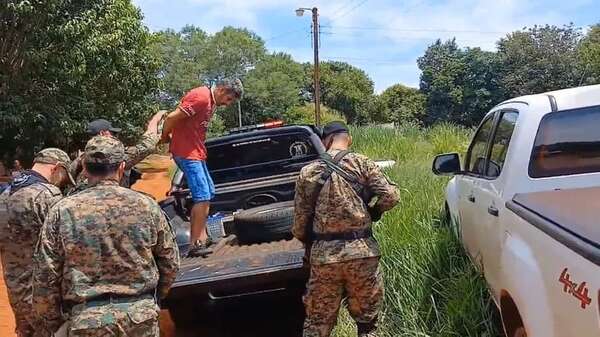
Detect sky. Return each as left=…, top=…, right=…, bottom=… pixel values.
left=132, top=0, right=599, bottom=93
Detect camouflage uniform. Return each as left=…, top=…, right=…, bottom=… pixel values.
left=68, top=132, right=159, bottom=193
left=293, top=149, right=400, bottom=337
left=33, top=136, right=179, bottom=337
left=0, top=148, right=73, bottom=337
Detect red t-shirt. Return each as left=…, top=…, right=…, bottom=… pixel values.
left=170, top=86, right=215, bottom=160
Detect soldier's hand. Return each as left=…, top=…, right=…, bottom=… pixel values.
left=146, top=110, right=168, bottom=135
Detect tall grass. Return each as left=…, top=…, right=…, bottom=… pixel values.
left=330, top=125, right=501, bottom=337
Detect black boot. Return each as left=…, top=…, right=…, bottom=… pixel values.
left=186, top=238, right=214, bottom=258
left=357, top=319, right=378, bottom=337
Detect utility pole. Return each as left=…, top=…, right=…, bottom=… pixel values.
left=311, top=7, right=321, bottom=126
left=238, top=101, right=242, bottom=127
left=296, top=6, right=321, bottom=126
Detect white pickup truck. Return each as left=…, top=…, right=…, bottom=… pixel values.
left=432, top=84, right=600, bottom=337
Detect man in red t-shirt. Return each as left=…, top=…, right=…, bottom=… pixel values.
left=160, top=79, right=243, bottom=256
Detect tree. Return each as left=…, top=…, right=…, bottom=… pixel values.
left=0, top=0, right=161, bottom=163
left=418, top=39, right=505, bottom=126
left=305, top=61, right=375, bottom=124
left=497, top=24, right=583, bottom=97
left=377, top=84, right=426, bottom=124
left=152, top=26, right=209, bottom=108
left=579, top=24, right=600, bottom=85
left=200, top=26, right=266, bottom=81
left=418, top=39, right=467, bottom=125
left=236, top=53, right=304, bottom=126
left=460, top=48, right=506, bottom=126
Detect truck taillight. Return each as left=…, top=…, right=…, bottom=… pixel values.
left=227, top=120, right=284, bottom=134
left=264, top=120, right=284, bottom=128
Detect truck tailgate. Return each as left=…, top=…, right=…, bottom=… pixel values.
left=167, top=237, right=306, bottom=300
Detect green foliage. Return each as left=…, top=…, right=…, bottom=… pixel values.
left=238, top=53, right=305, bottom=125
left=497, top=24, right=584, bottom=96
left=207, top=112, right=226, bottom=138
left=418, top=40, right=505, bottom=126
left=152, top=25, right=266, bottom=110
left=285, top=104, right=346, bottom=125
left=427, top=123, right=471, bottom=155
left=378, top=84, right=426, bottom=124
left=307, top=61, right=376, bottom=124
left=332, top=125, right=499, bottom=337
left=0, top=0, right=160, bottom=161
left=200, top=26, right=267, bottom=81
left=579, top=24, right=600, bottom=85
left=152, top=26, right=209, bottom=108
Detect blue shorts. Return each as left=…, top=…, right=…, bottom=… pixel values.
left=174, top=157, right=215, bottom=203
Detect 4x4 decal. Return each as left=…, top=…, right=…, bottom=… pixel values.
left=559, top=268, right=592, bottom=309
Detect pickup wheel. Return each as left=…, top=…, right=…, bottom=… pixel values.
left=234, top=201, right=294, bottom=244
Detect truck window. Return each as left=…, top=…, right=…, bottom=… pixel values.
left=201, top=131, right=320, bottom=185
left=207, top=133, right=318, bottom=171
left=530, top=105, right=600, bottom=178
left=465, top=115, right=495, bottom=175
left=487, top=111, right=518, bottom=178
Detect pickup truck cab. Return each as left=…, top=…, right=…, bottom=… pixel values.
left=432, top=84, right=600, bottom=337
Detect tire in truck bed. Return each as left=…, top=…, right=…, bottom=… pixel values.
left=234, top=201, right=295, bottom=244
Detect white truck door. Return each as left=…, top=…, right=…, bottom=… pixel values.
left=474, top=110, right=519, bottom=299
left=458, top=113, right=497, bottom=266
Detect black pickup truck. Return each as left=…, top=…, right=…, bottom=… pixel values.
left=158, top=123, right=325, bottom=334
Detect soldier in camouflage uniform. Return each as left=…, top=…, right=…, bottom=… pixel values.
left=69, top=111, right=165, bottom=193
left=0, top=148, right=75, bottom=337
left=292, top=121, right=400, bottom=337
left=33, top=135, right=180, bottom=337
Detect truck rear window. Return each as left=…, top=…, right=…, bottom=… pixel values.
left=530, top=105, right=600, bottom=178
left=207, top=133, right=318, bottom=171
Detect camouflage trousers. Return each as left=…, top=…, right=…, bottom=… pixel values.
left=66, top=299, right=160, bottom=337
left=303, top=257, right=383, bottom=337
left=0, top=247, right=46, bottom=337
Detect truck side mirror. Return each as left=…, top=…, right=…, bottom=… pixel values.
left=432, top=153, right=461, bottom=175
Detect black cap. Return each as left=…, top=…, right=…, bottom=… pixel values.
left=321, top=121, right=349, bottom=139
left=86, top=119, right=121, bottom=135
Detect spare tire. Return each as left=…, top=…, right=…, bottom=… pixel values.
left=234, top=201, right=294, bottom=244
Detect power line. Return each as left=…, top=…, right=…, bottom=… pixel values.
left=321, top=25, right=507, bottom=34
left=330, top=0, right=370, bottom=22
left=319, top=31, right=498, bottom=45
left=328, top=0, right=362, bottom=19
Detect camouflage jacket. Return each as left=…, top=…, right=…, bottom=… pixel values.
left=292, top=149, right=400, bottom=265
left=69, top=133, right=159, bottom=192
left=32, top=180, right=179, bottom=332
left=0, top=173, right=62, bottom=308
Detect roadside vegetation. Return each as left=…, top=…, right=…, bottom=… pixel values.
left=331, top=124, right=500, bottom=337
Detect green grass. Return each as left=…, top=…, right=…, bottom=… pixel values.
left=329, top=125, right=501, bottom=337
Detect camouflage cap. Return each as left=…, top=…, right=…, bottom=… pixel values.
left=84, top=135, right=126, bottom=165
left=34, top=148, right=76, bottom=185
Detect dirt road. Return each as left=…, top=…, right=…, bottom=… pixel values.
left=0, top=261, right=16, bottom=337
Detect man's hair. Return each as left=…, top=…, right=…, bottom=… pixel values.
left=216, top=78, right=244, bottom=99
left=83, top=162, right=121, bottom=177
